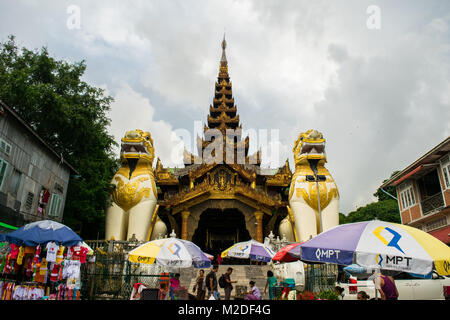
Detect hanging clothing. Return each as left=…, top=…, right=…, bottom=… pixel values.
left=69, top=246, right=88, bottom=264
left=16, top=246, right=24, bottom=265
left=56, top=246, right=64, bottom=264
left=46, top=242, right=59, bottom=263
left=50, top=263, right=61, bottom=282
left=10, top=244, right=19, bottom=259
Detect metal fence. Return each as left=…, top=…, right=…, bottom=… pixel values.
left=80, top=240, right=164, bottom=300
left=80, top=239, right=340, bottom=299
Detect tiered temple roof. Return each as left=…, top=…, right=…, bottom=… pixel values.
left=183, top=36, right=261, bottom=167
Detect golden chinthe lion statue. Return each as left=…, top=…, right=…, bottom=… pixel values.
left=279, top=129, right=339, bottom=242
left=105, top=129, right=167, bottom=241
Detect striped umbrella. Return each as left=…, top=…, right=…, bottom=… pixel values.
left=297, top=220, right=450, bottom=276
left=272, top=242, right=304, bottom=263
left=221, top=239, right=275, bottom=262
left=128, top=238, right=211, bottom=268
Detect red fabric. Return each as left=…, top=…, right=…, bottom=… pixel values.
left=444, top=286, right=450, bottom=298
left=50, top=264, right=61, bottom=282
left=349, top=277, right=357, bottom=293
left=134, top=282, right=143, bottom=290
left=10, top=244, right=19, bottom=259
left=42, top=190, right=50, bottom=203
left=429, top=225, right=450, bottom=244
left=70, top=246, right=89, bottom=263
left=272, top=242, right=304, bottom=262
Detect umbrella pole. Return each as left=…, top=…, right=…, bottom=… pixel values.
left=374, top=268, right=380, bottom=300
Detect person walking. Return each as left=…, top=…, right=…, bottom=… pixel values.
left=193, top=269, right=206, bottom=300
left=374, top=272, right=399, bottom=300
left=206, top=265, right=220, bottom=300
left=244, top=281, right=262, bottom=300
left=264, top=270, right=277, bottom=300
left=223, top=267, right=237, bottom=300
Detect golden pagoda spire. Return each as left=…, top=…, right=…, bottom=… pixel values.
left=221, top=34, right=227, bottom=64
left=219, top=34, right=228, bottom=76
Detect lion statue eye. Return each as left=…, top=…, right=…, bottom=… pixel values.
left=300, top=137, right=304, bottom=141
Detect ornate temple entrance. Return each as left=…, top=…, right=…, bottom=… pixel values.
left=151, top=37, right=291, bottom=247
left=192, top=208, right=251, bottom=263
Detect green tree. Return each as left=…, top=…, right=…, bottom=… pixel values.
left=342, top=171, right=401, bottom=224
left=373, top=170, right=400, bottom=201
left=343, top=200, right=400, bottom=224
left=0, top=35, right=119, bottom=239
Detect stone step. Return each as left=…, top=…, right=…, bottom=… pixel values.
left=180, top=265, right=273, bottom=300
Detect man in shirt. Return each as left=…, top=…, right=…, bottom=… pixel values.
left=224, top=267, right=237, bottom=300
left=206, top=265, right=220, bottom=300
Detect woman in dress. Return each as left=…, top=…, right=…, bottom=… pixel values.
left=264, top=270, right=277, bottom=300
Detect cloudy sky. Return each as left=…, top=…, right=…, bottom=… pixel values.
left=1, top=0, right=449, bottom=214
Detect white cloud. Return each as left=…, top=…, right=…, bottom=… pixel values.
left=108, top=84, right=185, bottom=167
left=1, top=0, right=449, bottom=214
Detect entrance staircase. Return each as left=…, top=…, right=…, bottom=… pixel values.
left=180, top=264, right=273, bottom=300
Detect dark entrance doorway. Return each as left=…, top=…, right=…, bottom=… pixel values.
left=192, top=208, right=251, bottom=264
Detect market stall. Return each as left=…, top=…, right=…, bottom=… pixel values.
left=128, top=237, right=211, bottom=300
left=0, top=220, right=87, bottom=300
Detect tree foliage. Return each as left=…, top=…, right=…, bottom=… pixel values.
left=340, top=200, right=400, bottom=224
left=0, top=35, right=119, bottom=239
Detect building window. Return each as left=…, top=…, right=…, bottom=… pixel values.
left=24, top=192, right=34, bottom=211
left=0, top=139, right=11, bottom=156
left=9, top=169, right=21, bottom=197
left=48, top=193, right=63, bottom=217
left=0, top=158, right=8, bottom=189
left=399, top=182, right=416, bottom=210
left=441, top=156, right=450, bottom=189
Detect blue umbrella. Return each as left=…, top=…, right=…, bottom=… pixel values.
left=5, top=220, right=82, bottom=246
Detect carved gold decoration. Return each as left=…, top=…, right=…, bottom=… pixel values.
left=287, top=205, right=299, bottom=242
left=146, top=204, right=160, bottom=241
left=120, top=129, right=155, bottom=164
left=161, top=167, right=285, bottom=215
left=295, top=181, right=338, bottom=212
left=112, top=176, right=151, bottom=212
left=293, top=129, right=326, bottom=167
left=155, top=158, right=179, bottom=185
left=266, top=159, right=292, bottom=187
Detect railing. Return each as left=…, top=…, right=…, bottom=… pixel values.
left=304, top=264, right=338, bottom=293
left=421, top=192, right=444, bottom=215
left=80, top=241, right=164, bottom=300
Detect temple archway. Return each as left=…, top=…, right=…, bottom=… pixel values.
left=191, top=208, right=251, bottom=260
